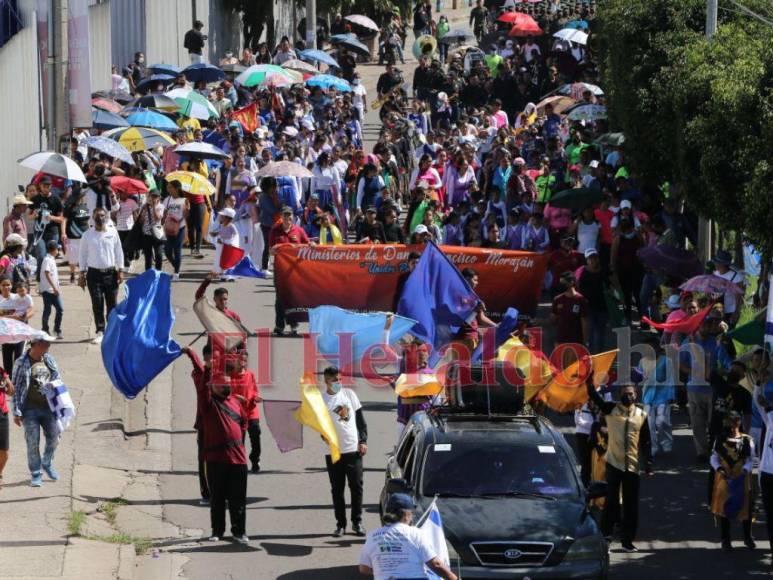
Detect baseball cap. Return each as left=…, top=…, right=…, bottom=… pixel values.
left=29, top=334, right=52, bottom=344
left=414, top=224, right=429, bottom=235
left=281, top=206, right=294, bottom=216
left=219, top=207, right=236, bottom=219
left=584, top=248, right=598, bottom=259
left=4, top=233, right=26, bottom=248
left=46, top=240, right=61, bottom=251
left=386, top=493, right=415, bottom=513
left=620, top=200, right=632, bottom=210
left=365, top=206, right=377, bottom=214
left=666, top=295, right=681, bottom=310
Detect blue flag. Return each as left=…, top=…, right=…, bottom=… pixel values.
left=471, top=307, right=519, bottom=362
left=102, top=270, right=182, bottom=399
left=309, top=306, right=417, bottom=366
left=397, top=242, right=480, bottom=363
left=224, top=255, right=268, bottom=279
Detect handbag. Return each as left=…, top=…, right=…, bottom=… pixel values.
left=147, top=206, right=165, bottom=241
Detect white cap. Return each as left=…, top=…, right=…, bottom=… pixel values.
left=219, top=207, right=236, bottom=219
left=589, top=160, right=599, bottom=168
left=4, top=233, right=26, bottom=247
left=414, top=224, right=429, bottom=235
left=620, top=199, right=632, bottom=209
left=584, top=248, right=598, bottom=259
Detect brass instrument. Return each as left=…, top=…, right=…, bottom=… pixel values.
left=412, top=34, right=437, bottom=60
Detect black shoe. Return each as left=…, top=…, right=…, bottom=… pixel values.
left=333, top=525, right=345, bottom=537
left=621, top=543, right=639, bottom=553
left=744, top=537, right=756, bottom=550
left=272, top=327, right=285, bottom=336
left=250, top=462, right=260, bottom=474
left=722, top=540, right=733, bottom=552
left=352, top=523, right=366, bottom=536
left=289, top=326, right=299, bottom=337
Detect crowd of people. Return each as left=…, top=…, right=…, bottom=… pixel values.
left=0, top=0, right=772, bottom=575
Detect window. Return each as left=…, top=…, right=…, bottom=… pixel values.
left=396, top=427, right=415, bottom=469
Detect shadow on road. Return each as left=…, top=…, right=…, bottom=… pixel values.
left=275, top=565, right=360, bottom=579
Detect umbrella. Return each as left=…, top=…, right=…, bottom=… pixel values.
left=344, top=14, right=379, bottom=32
left=103, top=127, right=175, bottom=152
left=0, top=318, right=53, bottom=344
left=680, top=274, right=745, bottom=297
left=18, top=151, right=87, bottom=183
left=82, top=136, right=135, bottom=165
left=135, top=74, right=175, bottom=93
left=126, top=108, right=179, bottom=131
left=636, top=245, right=703, bottom=280
left=332, top=36, right=370, bottom=56
left=554, top=28, right=588, bottom=45
left=497, top=12, right=536, bottom=25
left=558, top=82, right=604, bottom=97
left=439, top=29, right=475, bottom=44
left=282, top=59, right=319, bottom=74
left=299, top=49, right=340, bottom=69
left=183, top=63, right=226, bottom=84
left=256, top=160, right=313, bottom=179
left=220, top=63, right=247, bottom=74
left=165, top=171, right=216, bottom=196
left=91, top=97, right=123, bottom=113
left=175, top=142, right=229, bottom=159
left=306, top=74, right=351, bottom=92
left=110, top=175, right=148, bottom=195
left=535, top=95, right=576, bottom=115
left=93, top=89, right=132, bottom=104
left=509, top=21, right=543, bottom=37
left=595, top=132, right=626, bottom=147
left=259, top=74, right=299, bottom=89
left=566, top=19, right=590, bottom=31
left=164, top=88, right=219, bottom=120
left=92, top=108, right=130, bottom=130
left=547, top=187, right=604, bottom=210
left=149, top=63, right=181, bottom=76
left=567, top=104, right=607, bottom=122
left=235, top=64, right=300, bottom=87
left=447, top=44, right=476, bottom=59
left=330, top=33, right=357, bottom=43
left=129, top=93, right=179, bottom=112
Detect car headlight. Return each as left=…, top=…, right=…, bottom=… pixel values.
left=564, top=535, right=602, bottom=562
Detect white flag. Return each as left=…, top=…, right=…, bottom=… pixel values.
left=418, top=498, right=450, bottom=578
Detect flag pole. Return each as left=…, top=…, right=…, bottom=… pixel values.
left=186, top=331, right=207, bottom=347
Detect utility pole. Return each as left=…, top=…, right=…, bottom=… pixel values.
left=305, top=0, right=316, bottom=49
left=698, top=0, right=718, bottom=262
left=46, top=0, right=56, bottom=150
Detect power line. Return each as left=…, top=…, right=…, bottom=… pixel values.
left=726, top=0, right=773, bottom=26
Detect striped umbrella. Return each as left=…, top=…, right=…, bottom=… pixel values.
left=164, top=88, right=219, bottom=120
left=126, top=108, right=179, bottom=131
left=103, top=127, right=175, bottom=152
left=235, top=64, right=300, bottom=87
left=82, top=136, right=135, bottom=164
left=18, top=151, right=87, bottom=182
left=165, top=171, right=216, bottom=196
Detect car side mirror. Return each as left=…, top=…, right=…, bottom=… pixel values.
left=386, top=477, right=412, bottom=494
left=586, top=480, right=608, bottom=500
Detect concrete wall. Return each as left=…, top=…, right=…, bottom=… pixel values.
left=88, top=0, right=111, bottom=91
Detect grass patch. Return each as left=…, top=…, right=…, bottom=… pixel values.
left=67, top=510, right=86, bottom=536
left=92, top=533, right=153, bottom=555
left=98, top=498, right=129, bottom=527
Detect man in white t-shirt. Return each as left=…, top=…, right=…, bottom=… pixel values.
left=351, top=73, right=368, bottom=122
left=712, top=250, right=745, bottom=327
left=359, top=493, right=457, bottom=580
left=321, top=366, right=368, bottom=537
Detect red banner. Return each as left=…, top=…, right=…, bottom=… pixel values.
left=274, top=244, right=550, bottom=321
left=231, top=103, right=259, bottom=133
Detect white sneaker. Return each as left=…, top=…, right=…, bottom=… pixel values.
left=208, top=535, right=220, bottom=542
left=172, top=273, right=180, bottom=281
left=262, top=270, right=273, bottom=278
left=92, top=332, right=103, bottom=345
left=233, top=534, right=249, bottom=544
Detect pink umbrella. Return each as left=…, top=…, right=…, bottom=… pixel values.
left=0, top=318, right=53, bottom=344
left=680, top=274, right=745, bottom=297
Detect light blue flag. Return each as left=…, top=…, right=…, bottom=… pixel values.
left=309, top=306, right=416, bottom=368
left=102, top=270, right=182, bottom=399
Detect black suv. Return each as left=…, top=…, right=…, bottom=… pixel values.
left=379, top=410, right=609, bottom=579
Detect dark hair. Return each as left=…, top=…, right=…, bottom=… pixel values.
left=461, top=267, right=477, bottom=281
left=194, top=20, right=204, bottom=29
left=169, top=179, right=182, bottom=191
left=323, top=366, right=340, bottom=378
left=382, top=510, right=410, bottom=524
left=408, top=251, right=421, bottom=261
left=213, top=287, right=229, bottom=298
left=260, top=176, right=277, bottom=191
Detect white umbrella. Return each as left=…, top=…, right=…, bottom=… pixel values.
left=344, top=14, right=379, bottom=32
left=553, top=28, right=588, bottom=45
left=175, top=142, right=229, bottom=159
left=256, top=161, right=313, bottom=179
left=18, top=151, right=87, bottom=183
left=567, top=104, right=607, bottom=121
left=282, top=59, right=319, bottom=74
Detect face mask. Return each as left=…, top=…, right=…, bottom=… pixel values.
left=352, top=79, right=360, bottom=86
left=330, top=382, right=342, bottom=394
left=219, top=386, right=232, bottom=397
left=94, top=216, right=105, bottom=227
left=620, top=394, right=635, bottom=407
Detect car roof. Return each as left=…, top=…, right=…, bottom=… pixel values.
left=415, top=413, right=564, bottom=447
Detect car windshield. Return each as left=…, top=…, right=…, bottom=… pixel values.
left=421, top=441, right=580, bottom=499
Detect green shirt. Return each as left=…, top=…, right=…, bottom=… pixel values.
left=565, top=142, right=589, bottom=166
left=535, top=174, right=556, bottom=203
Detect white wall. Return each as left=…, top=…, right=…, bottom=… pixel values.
left=88, top=0, right=112, bottom=91
left=0, top=25, right=43, bottom=213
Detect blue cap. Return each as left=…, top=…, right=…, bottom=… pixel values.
left=386, top=493, right=415, bottom=513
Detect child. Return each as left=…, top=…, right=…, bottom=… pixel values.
left=211, top=207, right=239, bottom=281
left=39, top=240, right=63, bottom=339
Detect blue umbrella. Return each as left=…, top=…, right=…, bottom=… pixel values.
left=82, top=136, right=135, bottom=164
left=299, top=49, right=340, bottom=69
left=330, top=33, right=357, bottom=43
left=332, top=36, right=370, bottom=57
left=306, top=74, right=352, bottom=92
left=183, top=63, right=226, bottom=83
left=92, top=108, right=130, bottom=130
left=135, top=74, right=175, bottom=94
left=126, top=108, right=179, bottom=131
left=149, top=63, right=182, bottom=76
left=565, top=19, right=589, bottom=30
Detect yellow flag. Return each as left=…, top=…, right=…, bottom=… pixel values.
left=293, top=373, right=341, bottom=463
left=536, top=350, right=618, bottom=413
left=394, top=373, right=444, bottom=399
left=496, top=336, right=555, bottom=400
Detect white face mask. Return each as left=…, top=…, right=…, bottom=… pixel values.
left=352, top=79, right=360, bottom=85
left=330, top=382, right=342, bottom=394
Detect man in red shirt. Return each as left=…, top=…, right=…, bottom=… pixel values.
left=182, top=345, right=250, bottom=544
left=551, top=271, right=589, bottom=350
left=547, top=235, right=585, bottom=297
left=186, top=343, right=213, bottom=505
left=230, top=350, right=262, bottom=473
left=269, top=206, right=313, bottom=336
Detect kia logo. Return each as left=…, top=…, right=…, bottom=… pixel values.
left=504, top=548, right=522, bottom=560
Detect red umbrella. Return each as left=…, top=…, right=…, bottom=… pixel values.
left=110, top=176, right=148, bottom=194
left=91, top=97, right=123, bottom=114
left=497, top=12, right=535, bottom=25
left=509, top=21, right=544, bottom=37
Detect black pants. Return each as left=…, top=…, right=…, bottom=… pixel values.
left=575, top=433, right=592, bottom=487
left=261, top=225, right=272, bottom=270
left=244, top=419, right=261, bottom=468
left=761, top=472, right=773, bottom=553
left=206, top=461, right=247, bottom=537
left=187, top=203, right=206, bottom=253
left=117, top=230, right=133, bottom=267
left=86, top=268, right=119, bottom=333
left=602, top=464, right=640, bottom=545
left=2, top=342, right=23, bottom=374
left=197, top=431, right=210, bottom=500
left=273, top=278, right=296, bottom=330
left=141, top=235, right=163, bottom=271
left=325, top=452, right=363, bottom=528
left=719, top=516, right=752, bottom=543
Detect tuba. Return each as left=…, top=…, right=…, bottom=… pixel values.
left=412, top=34, right=437, bottom=60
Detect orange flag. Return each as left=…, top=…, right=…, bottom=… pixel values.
left=535, top=350, right=618, bottom=413
left=394, top=373, right=444, bottom=399
left=231, top=103, right=259, bottom=133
